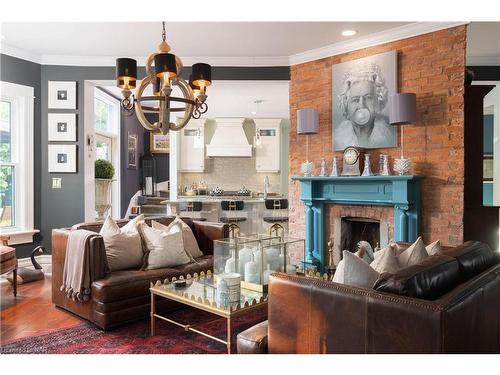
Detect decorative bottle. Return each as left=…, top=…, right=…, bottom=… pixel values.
left=361, top=154, right=373, bottom=176
left=330, top=157, right=339, bottom=176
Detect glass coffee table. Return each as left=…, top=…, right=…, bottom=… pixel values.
left=149, top=271, right=267, bottom=354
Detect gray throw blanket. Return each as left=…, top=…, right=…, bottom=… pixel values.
left=60, top=229, right=108, bottom=302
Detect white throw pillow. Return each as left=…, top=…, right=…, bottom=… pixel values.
left=138, top=222, right=191, bottom=270
left=426, top=240, right=442, bottom=256
left=397, top=236, right=429, bottom=268
left=99, top=215, right=145, bottom=271
left=333, top=250, right=380, bottom=289
left=158, top=216, right=204, bottom=259
left=370, top=244, right=401, bottom=274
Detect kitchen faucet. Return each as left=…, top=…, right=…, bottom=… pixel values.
left=264, top=175, right=270, bottom=199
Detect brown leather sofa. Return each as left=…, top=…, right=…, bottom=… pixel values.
left=52, top=216, right=227, bottom=330
left=237, top=241, right=500, bottom=353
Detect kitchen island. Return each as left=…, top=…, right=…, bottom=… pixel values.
left=161, top=195, right=286, bottom=235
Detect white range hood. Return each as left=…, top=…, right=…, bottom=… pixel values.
left=206, top=117, right=253, bottom=157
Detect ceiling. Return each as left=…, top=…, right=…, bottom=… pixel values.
left=466, top=22, right=500, bottom=65
left=1, top=22, right=415, bottom=65
left=1, top=22, right=499, bottom=66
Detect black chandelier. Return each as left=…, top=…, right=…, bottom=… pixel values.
left=116, top=22, right=212, bottom=134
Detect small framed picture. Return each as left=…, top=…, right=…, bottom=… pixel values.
left=48, top=113, right=77, bottom=142
left=48, top=144, right=77, bottom=173
left=127, top=133, right=137, bottom=169
left=48, top=81, right=77, bottom=109
left=150, top=132, right=170, bottom=153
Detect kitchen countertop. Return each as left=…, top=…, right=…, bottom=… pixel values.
left=161, top=195, right=284, bottom=204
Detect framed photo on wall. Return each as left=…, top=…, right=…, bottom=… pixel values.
left=150, top=131, right=169, bottom=153
left=48, top=144, right=77, bottom=173
left=48, top=81, right=77, bottom=109
left=127, top=132, right=138, bottom=169
left=48, top=113, right=77, bottom=141
left=332, top=50, right=397, bottom=151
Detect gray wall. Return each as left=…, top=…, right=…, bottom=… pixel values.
left=0, top=54, right=42, bottom=257
left=1, top=53, right=289, bottom=258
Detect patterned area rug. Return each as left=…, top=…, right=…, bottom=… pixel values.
left=1, top=307, right=266, bottom=354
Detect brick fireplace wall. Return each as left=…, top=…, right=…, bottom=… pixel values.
left=288, top=26, right=467, bottom=262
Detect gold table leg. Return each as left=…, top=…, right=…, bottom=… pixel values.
left=151, top=293, right=156, bottom=336
left=227, top=317, right=232, bottom=354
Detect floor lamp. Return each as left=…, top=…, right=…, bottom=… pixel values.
left=297, top=108, right=319, bottom=176
left=389, top=93, right=417, bottom=175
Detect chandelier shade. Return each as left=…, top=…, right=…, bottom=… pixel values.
left=189, top=75, right=200, bottom=90
left=191, top=63, right=212, bottom=87
left=153, top=78, right=161, bottom=96
left=154, top=53, right=178, bottom=78
left=116, top=58, right=138, bottom=83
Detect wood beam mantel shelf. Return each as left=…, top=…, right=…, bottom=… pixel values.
left=291, top=175, right=422, bottom=271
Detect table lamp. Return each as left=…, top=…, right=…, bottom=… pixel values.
left=389, top=93, right=416, bottom=175
left=297, top=108, right=319, bottom=176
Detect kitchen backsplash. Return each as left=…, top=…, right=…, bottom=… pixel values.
left=179, top=157, right=281, bottom=194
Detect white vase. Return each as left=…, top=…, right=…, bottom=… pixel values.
left=95, top=179, right=114, bottom=220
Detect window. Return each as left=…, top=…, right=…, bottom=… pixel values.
left=0, top=81, right=37, bottom=244
left=94, top=92, right=117, bottom=134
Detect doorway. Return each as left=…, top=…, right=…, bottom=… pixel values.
left=93, top=88, right=121, bottom=219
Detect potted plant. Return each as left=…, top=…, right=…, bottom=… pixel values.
left=95, top=159, right=115, bottom=220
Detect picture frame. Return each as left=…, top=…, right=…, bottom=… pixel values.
left=48, top=113, right=77, bottom=142
left=332, top=50, right=397, bottom=151
left=127, top=132, right=138, bottom=169
left=48, top=144, right=77, bottom=173
left=150, top=131, right=170, bottom=154
left=48, top=81, right=77, bottom=109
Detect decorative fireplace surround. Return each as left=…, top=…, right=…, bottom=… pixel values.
left=292, top=175, right=421, bottom=271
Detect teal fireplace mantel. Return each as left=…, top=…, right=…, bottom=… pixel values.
left=291, top=175, right=422, bottom=271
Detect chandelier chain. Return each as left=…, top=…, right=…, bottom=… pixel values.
left=162, top=21, right=166, bottom=42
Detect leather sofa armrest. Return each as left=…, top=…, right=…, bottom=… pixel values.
left=237, top=320, right=269, bottom=354
left=192, top=221, right=229, bottom=255
left=51, top=229, right=108, bottom=303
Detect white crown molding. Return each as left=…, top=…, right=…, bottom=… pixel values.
left=0, top=42, right=42, bottom=64
left=289, top=22, right=469, bottom=65
left=467, top=54, right=500, bottom=66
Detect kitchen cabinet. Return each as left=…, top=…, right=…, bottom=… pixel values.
left=254, top=119, right=281, bottom=173
left=179, top=120, right=205, bottom=172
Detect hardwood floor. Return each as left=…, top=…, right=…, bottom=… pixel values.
left=1, top=275, right=82, bottom=344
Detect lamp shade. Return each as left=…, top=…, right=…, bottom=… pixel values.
left=154, top=53, right=178, bottom=78
left=153, top=78, right=161, bottom=96
left=297, top=109, right=319, bottom=135
left=116, top=58, right=137, bottom=80
left=389, top=93, right=417, bottom=125
left=192, top=63, right=212, bottom=87
left=189, top=74, right=200, bottom=90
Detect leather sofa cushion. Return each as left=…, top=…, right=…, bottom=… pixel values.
left=92, top=255, right=213, bottom=303
left=441, top=241, right=498, bottom=281
left=373, top=255, right=460, bottom=300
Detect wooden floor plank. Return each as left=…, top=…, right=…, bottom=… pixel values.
left=1, top=275, right=82, bottom=343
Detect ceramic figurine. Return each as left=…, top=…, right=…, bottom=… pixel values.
left=319, top=157, right=328, bottom=176
left=330, top=157, right=339, bottom=176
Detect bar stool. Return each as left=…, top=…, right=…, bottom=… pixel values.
left=178, top=201, right=207, bottom=221
left=220, top=200, right=246, bottom=238
left=263, top=199, right=289, bottom=240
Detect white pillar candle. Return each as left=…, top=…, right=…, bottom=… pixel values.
left=225, top=256, right=236, bottom=273
left=244, top=256, right=260, bottom=283
left=286, top=265, right=296, bottom=275
left=238, top=247, right=253, bottom=279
